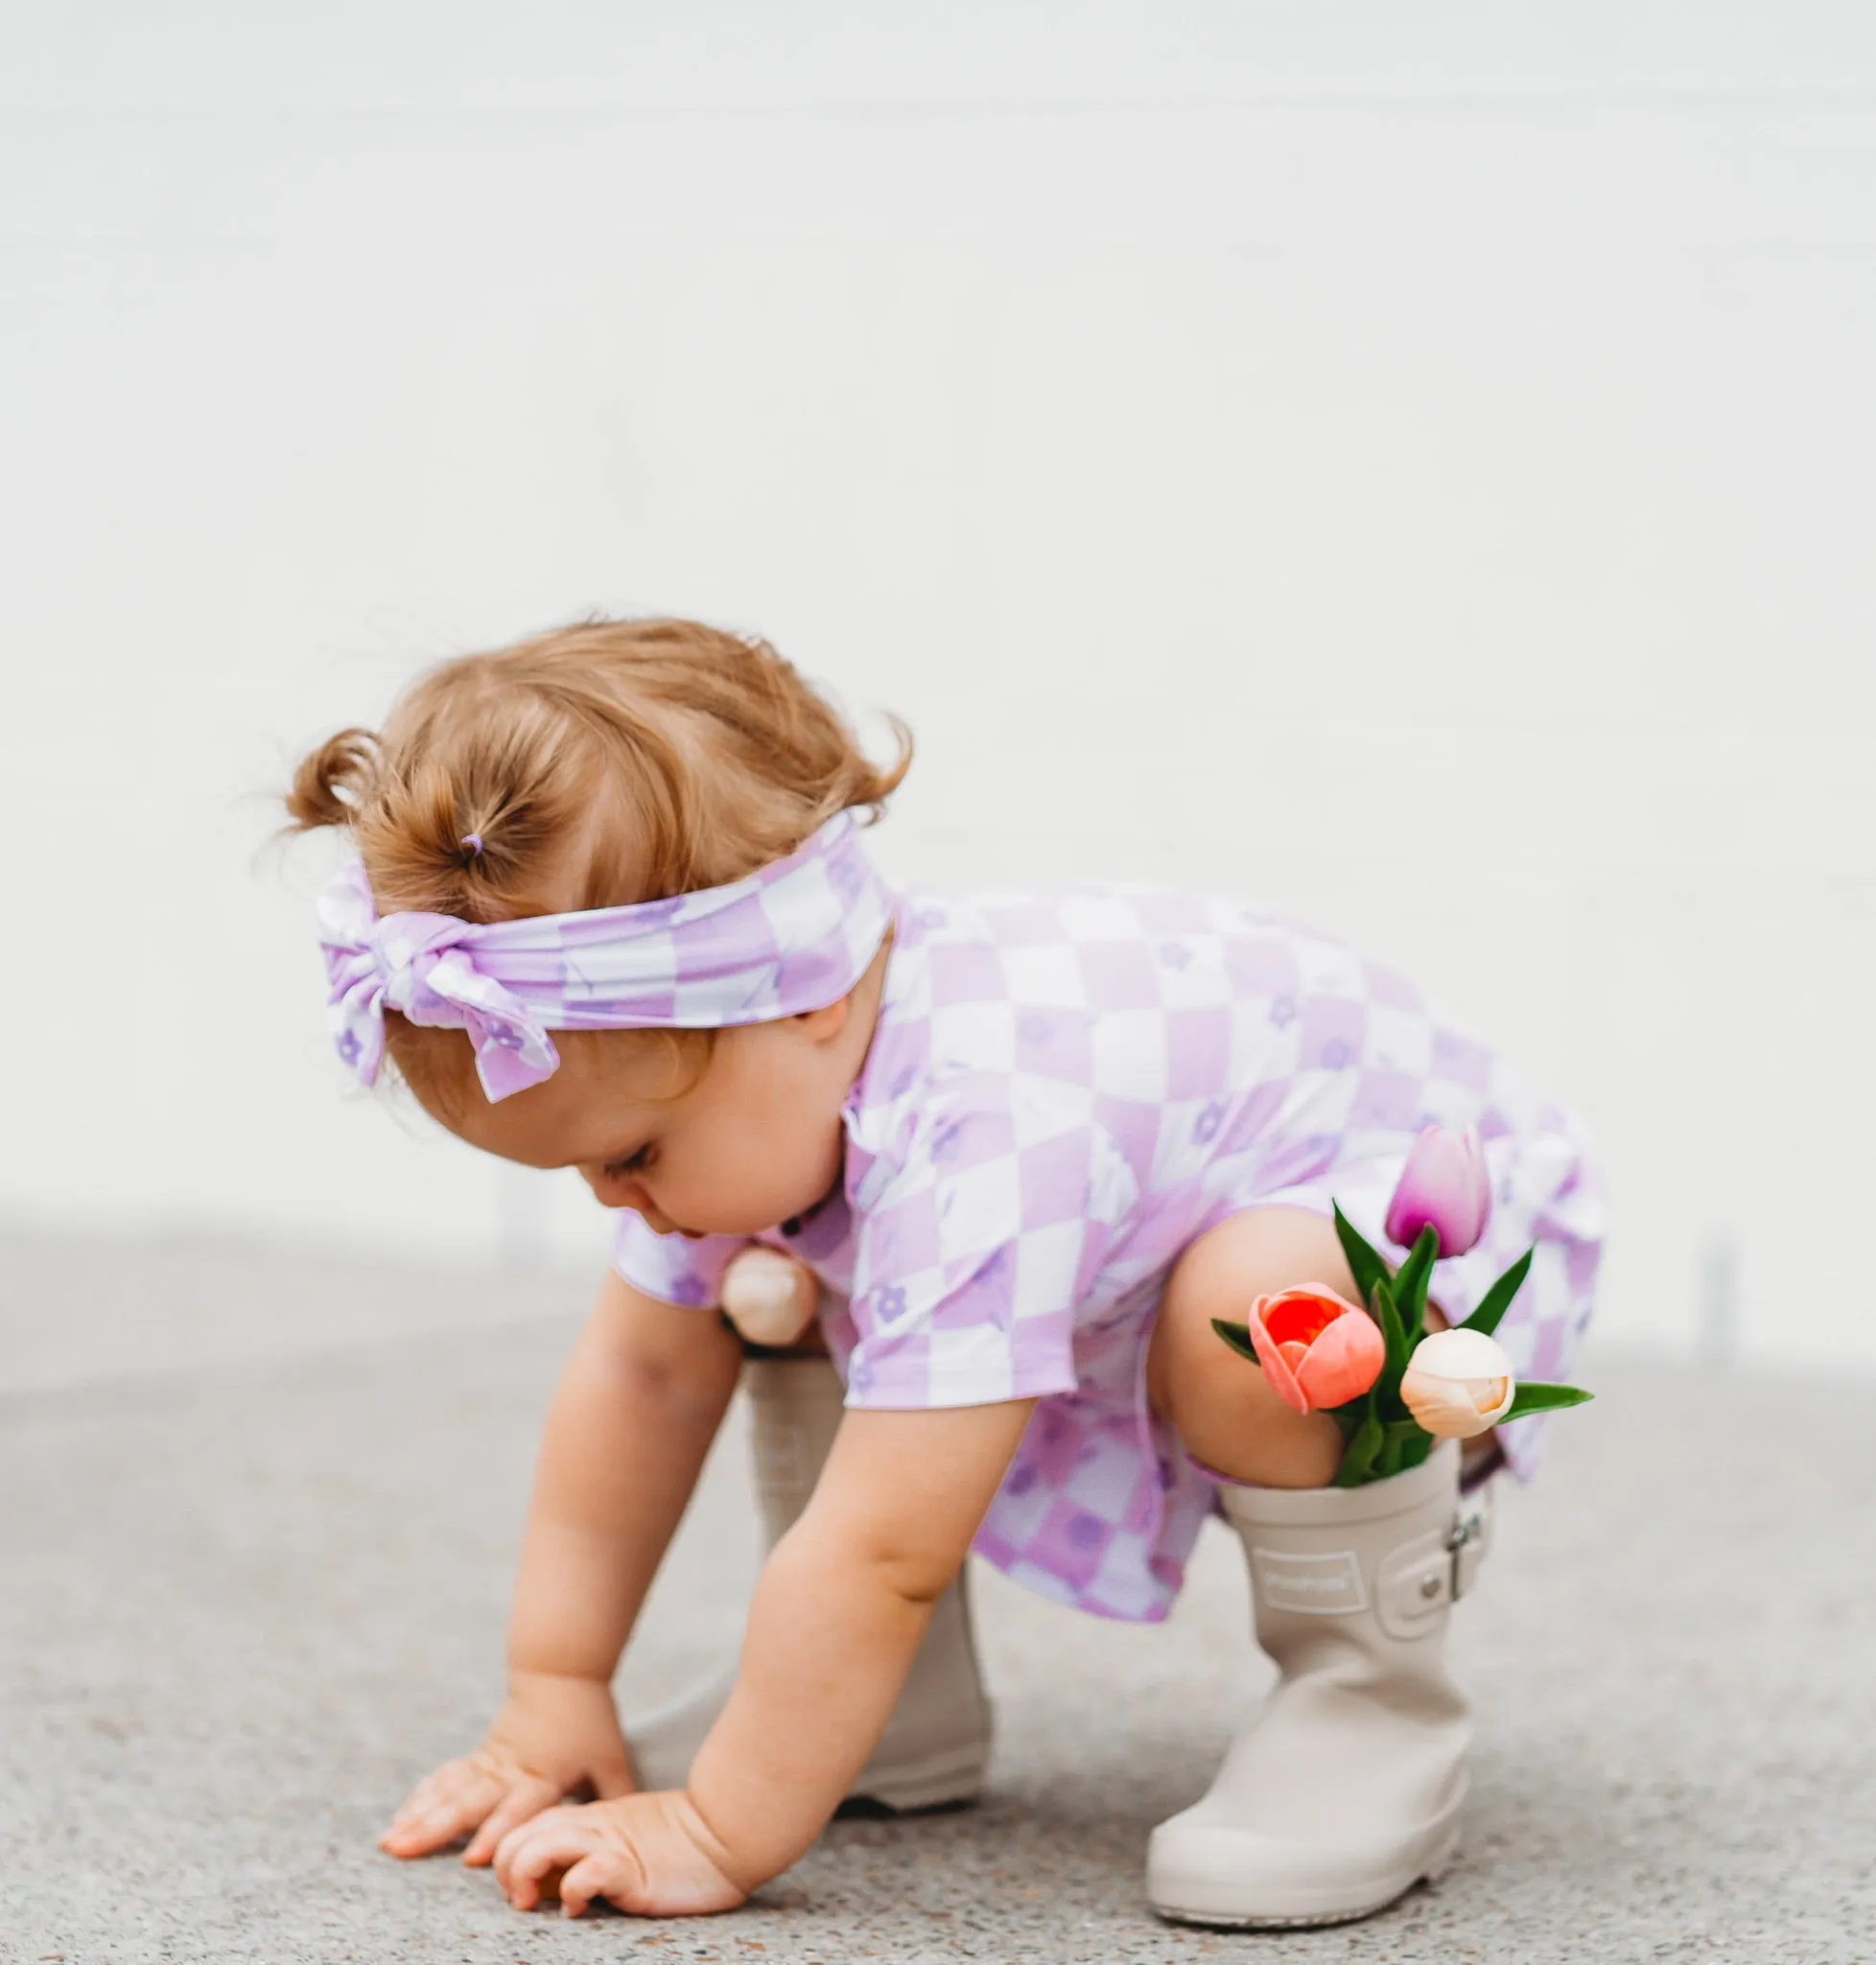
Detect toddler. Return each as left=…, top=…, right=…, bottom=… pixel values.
left=287, top=616, right=1602, bottom=1929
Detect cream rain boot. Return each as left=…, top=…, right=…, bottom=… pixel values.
left=1147, top=1439, right=1490, bottom=1928
left=627, top=1353, right=994, bottom=1812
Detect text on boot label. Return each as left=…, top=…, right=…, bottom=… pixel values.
left=1252, top=1547, right=1368, bottom=1615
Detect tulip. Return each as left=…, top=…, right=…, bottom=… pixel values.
left=1385, top=1124, right=1492, bottom=1257
left=1245, top=1285, right=1388, bottom=1415
left=720, top=1246, right=819, bottom=1347
left=1400, top=1327, right=1516, bottom=1439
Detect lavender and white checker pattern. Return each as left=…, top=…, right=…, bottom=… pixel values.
left=317, top=810, right=893, bottom=1102
left=615, top=887, right=1606, bottom=1624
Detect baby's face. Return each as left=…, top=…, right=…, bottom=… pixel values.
left=435, top=990, right=874, bottom=1240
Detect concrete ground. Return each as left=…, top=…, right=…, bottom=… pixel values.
left=2, top=1228, right=1872, bottom=1965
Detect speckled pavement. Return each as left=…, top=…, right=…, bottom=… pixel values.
left=3, top=1229, right=1872, bottom=1963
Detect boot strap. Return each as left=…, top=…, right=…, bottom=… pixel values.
left=1445, top=1493, right=1491, bottom=1602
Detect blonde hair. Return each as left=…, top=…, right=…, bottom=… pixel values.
left=284, top=615, right=911, bottom=1111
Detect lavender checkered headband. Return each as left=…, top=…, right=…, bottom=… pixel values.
left=316, top=810, right=897, bottom=1102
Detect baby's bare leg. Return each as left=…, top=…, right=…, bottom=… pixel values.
left=1148, top=1206, right=1470, bottom=1488
left=1147, top=1207, right=1365, bottom=1488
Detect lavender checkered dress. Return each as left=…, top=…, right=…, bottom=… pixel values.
left=614, top=888, right=1604, bottom=1624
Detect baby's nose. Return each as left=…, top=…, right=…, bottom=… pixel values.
left=618, top=1181, right=676, bottom=1233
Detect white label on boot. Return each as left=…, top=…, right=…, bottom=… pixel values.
left=1252, top=1547, right=1368, bottom=1616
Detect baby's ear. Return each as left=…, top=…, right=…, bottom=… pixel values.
left=793, top=994, right=853, bottom=1042
left=720, top=1247, right=819, bottom=1345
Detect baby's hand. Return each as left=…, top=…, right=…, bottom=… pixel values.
left=380, top=1671, right=634, bottom=1864
left=494, top=1790, right=748, bottom=1918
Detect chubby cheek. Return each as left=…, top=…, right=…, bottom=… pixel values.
left=668, top=1111, right=847, bottom=1235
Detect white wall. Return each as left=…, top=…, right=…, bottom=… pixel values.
left=4, top=4, right=1872, bottom=1365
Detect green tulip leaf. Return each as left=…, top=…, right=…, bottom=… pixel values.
left=1335, top=1410, right=1385, bottom=1487
left=1501, top=1381, right=1594, bottom=1421
left=1391, top=1225, right=1442, bottom=1332
left=1210, top=1318, right=1260, bottom=1365
left=1375, top=1417, right=1421, bottom=1483
left=1330, top=1398, right=1367, bottom=1442
left=1372, top=1275, right=1412, bottom=1385
left=1377, top=1422, right=1435, bottom=1479
left=1461, top=1247, right=1534, bottom=1339
left=1333, top=1203, right=1390, bottom=1313
left=1395, top=1430, right=1436, bottom=1473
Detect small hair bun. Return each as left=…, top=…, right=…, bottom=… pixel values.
left=285, top=726, right=380, bottom=832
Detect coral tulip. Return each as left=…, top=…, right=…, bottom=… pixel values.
left=1400, top=1327, right=1516, bottom=1439
left=1385, top=1124, right=1492, bottom=1257
left=1245, top=1285, right=1387, bottom=1415
left=720, top=1246, right=819, bottom=1347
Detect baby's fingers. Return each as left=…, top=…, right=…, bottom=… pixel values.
left=495, top=1809, right=621, bottom=1913
left=557, top=1848, right=645, bottom=1919
left=461, top=1774, right=562, bottom=1868
left=381, top=1760, right=505, bottom=1859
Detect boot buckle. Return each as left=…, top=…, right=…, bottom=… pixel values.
left=1445, top=1498, right=1490, bottom=1602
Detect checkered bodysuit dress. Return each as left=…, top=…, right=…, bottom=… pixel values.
left=615, top=887, right=1604, bottom=1623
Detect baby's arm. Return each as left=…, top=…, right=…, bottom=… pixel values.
left=491, top=1396, right=1034, bottom=1914
left=383, top=1269, right=742, bottom=1862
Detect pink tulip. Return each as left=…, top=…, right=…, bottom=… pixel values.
left=1246, top=1285, right=1387, bottom=1415
left=1384, top=1124, right=1491, bottom=1257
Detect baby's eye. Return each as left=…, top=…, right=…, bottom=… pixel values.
left=604, top=1144, right=654, bottom=1179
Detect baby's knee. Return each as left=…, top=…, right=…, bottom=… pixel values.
left=1148, top=1208, right=1355, bottom=1487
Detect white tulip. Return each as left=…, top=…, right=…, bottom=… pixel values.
left=720, top=1246, right=819, bottom=1346
left=1400, top=1327, right=1516, bottom=1440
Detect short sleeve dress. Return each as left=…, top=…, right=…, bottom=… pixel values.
left=614, top=888, right=1605, bottom=1624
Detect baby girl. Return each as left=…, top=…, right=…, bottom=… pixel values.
left=286, top=616, right=1602, bottom=1929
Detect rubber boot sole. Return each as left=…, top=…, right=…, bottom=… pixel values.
left=1149, top=1824, right=1461, bottom=1930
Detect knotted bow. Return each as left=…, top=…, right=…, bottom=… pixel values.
left=314, top=810, right=897, bottom=1102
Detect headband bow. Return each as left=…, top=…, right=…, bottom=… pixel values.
left=316, top=810, right=897, bottom=1102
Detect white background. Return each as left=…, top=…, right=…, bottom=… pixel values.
left=4, top=4, right=1871, bottom=1365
